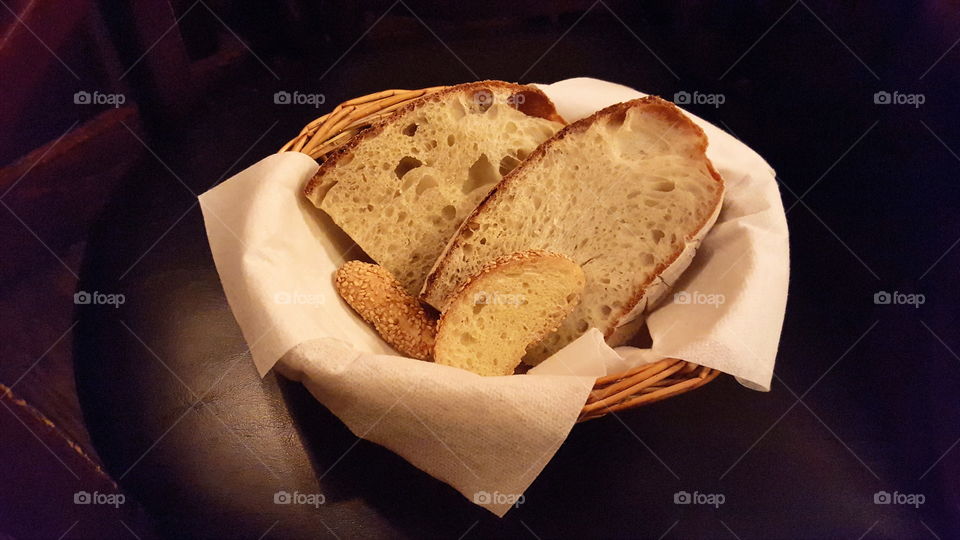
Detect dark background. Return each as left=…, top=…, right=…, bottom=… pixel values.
left=1, top=1, right=958, bottom=538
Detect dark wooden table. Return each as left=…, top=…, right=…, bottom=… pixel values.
left=72, top=4, right=960, bottom=538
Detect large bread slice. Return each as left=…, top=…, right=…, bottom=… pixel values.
left=421, top=96, right=724, bottom=363
left=434, top=250, right=585, bottom=376
left=305, top=81, right=566, bottom=295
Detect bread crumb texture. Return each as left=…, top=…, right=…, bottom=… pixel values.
left=424, top=97, right=724, bottom=363
left=434, top=250, right=585, bottom=376
left=317, top=83, right=565, bottom=295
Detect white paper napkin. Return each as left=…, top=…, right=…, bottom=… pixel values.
left=198, top=78, right=789, bottom=516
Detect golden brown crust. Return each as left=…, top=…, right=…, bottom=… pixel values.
left=303, top=81, right=566, bottom=199
left=334, top=261, right=436, bottom=359
left=422, top=96, right=725, bottom=324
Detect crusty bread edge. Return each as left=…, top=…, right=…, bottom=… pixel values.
left=420, top=96, right=726, bottom=336
left=303, top=80, right=566, bottom=203
left=606, top=194, right=723, bottom=346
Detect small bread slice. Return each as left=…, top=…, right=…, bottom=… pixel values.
left=334, top=261, right=437, bottom=360
left=434, top=250, right=585, bottom=376
left=306, top=81, right=566, bottom=295
left=422, top=96, right=724, bottom=362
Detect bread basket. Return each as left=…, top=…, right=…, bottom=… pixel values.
left=279, top=86, right=722, bottom=421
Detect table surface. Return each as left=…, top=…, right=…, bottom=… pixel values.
left=75, top=6, right=960, bottom=539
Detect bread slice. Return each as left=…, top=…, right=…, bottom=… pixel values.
left=422, top=96, right=724, bottom=363
left=334, top=261, right=437, bottom=360
left=305, top=81, right=566, bottom=295
left=434, top=250, right=585, bottom=376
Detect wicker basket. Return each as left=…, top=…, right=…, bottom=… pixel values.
left=280, top=86, right=721, bottom=421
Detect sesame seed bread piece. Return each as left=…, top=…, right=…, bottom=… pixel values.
left=306, top=81, right=566, bottom=296
left=334, top=261, right=437, bottom=360
left=422, top=96, right=725, bottom=363
left=434, top=250, right=585, bottom=376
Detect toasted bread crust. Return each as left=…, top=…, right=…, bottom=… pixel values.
left=334, top=261, right=437, bottom=360
left=421, top=96, right=725, bottom=331
left=303, top=81, right=565, bottom=199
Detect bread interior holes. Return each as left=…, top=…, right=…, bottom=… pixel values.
left=607, top=109, right=628, bottom=130
left=402, top=123, right=418, bottom=136
left=463, top=153, right=499, bottom=194
left=394, top=156, right=422, bottom=179
left=452, top=96, right=469, bottom=116
left=499, top=155, right=521, bottom=176
left=416, top=175, right=438, bottom=195
left=653, top=181, right=675, bottom=192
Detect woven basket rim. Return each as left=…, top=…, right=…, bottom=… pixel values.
left=279, top=84, right=720, bottom=420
